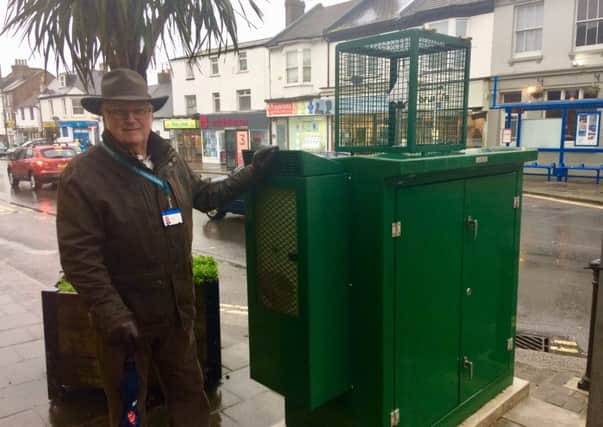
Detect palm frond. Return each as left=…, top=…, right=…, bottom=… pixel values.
left=1, top=0, right=263, bottom=86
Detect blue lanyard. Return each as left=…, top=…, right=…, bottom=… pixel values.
left=100, top=141, right=173, bottom=207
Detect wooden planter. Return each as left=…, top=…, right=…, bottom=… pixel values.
left=42, top=279, right=222, bottom=400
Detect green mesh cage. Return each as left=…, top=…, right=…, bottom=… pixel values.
left=335, top=29, right=471, bottom=153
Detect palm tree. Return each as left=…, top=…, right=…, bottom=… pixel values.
left=1, top=0, right=263, bottom=84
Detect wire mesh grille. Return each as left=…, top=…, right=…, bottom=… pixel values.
left=336, top=31, right=469, bottom=152
left=255, top=188, right=299, bottom=317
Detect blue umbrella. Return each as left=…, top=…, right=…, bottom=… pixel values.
left=119, top=357, right=141, bottom=427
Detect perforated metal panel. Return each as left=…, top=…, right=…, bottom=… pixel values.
left=255, top=188, right=299, bottom=316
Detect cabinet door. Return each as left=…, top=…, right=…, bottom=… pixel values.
left=460, top=173, right=517, bottom=402
left=395, top=181, right=464, bottom=426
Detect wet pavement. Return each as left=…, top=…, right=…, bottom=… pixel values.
left=0, top=159, right=600, bottom=426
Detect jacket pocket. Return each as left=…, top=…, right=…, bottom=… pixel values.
left=113, top=273, right=176, bottom=327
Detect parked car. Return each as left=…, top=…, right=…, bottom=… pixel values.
left=206, top=197, right=245, bottom=220
left=206, top=167, right=246, bottom=220
left=7, top=144, right=77, bottom=190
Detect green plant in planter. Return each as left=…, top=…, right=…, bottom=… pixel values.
left=57, top=255, right=219, bottom=291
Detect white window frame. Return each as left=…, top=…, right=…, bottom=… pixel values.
left=185, top=95, right=197, bottom=115
left=212, top=92, right=221, bottom=113
left=29, top=107, right=34, bottom=120
left=49, top=99, right=54, bottom=116
left=62, top=98, right=67, bottom=115
left=20, top=108, right=24, bottom=120
left=59, top=74, right=67, bottom=88
left=210, top=57, right=219, bottom=76
left=238, top=51, right=248, bottom=72
left=237, top=89, right=251, bottom=111
left=286, top=48, right=312, bottom=85
left=513, top=2, right=544, bottom=56
left=286, top=50, right=298, bottom=84
left=72, top=98, right=84, bottom=115
left=575, top=0, right=603, bottom=48
left=185, top=62, right=195, bottom=80
left=302, top=48, right=311, bottom=83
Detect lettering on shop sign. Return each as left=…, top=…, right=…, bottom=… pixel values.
left=267, top=98, right=334, bottom=117
left=211, top=118, right=249, bottom=128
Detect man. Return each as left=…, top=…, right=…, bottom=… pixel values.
left=56, top=68, right=276, bottom=427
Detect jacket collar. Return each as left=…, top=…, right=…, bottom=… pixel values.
left=102, top=130, right=174, bottom=168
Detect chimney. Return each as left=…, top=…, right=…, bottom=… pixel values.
left=285, top=0, right=305, bottom=26
left=157, top=70, right=171, bottom=85
left=11, top=59, right=29, bottom=79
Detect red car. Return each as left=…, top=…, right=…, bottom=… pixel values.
left=7, top=145, right=77, bottom=190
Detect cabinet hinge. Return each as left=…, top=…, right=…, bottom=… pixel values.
left=390, top=408, right=400, bottom=426
left=392, top=221, right=402, bottom=238
left=513, top=196, right=521, bottom=209
left=507, top=337, right=514, bottom=351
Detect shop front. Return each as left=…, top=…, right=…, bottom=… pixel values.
left=58, top=120, right=99, bottom=149
left=267, top=98, right=334, bottom=152
left=164, top=119, right=203, bottom=170
left=198, top=112, right=269, bottom=170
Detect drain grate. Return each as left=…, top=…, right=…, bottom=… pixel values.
left=515, top=333, right=550, bottom=352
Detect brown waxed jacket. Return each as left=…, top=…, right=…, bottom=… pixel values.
left=57, top=131, right=256, bottom=337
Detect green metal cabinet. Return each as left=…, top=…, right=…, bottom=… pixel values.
left=245, top=148, right=537, bottom=427
left=245, top=28, right=537, bottom=427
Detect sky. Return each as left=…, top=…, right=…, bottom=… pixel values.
left=0, top=0, right=348, bottom=84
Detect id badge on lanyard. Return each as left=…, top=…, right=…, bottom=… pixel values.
left=100, top=142, right=184, bottom=228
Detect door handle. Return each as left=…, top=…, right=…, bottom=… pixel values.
left=466, top=216, right=479, bottom=240
left=463, top=356, right=474, bottom=380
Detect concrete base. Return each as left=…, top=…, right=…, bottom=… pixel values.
left=271, top=377, right=529, bottom=427
left=459, top=377, right=530, bottom=427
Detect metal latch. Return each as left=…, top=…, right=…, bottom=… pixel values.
left=392, top=221, right=402, bottom=238
left=390, top=408, right=400, bottom=426
left=513, top=196, right=520, bottom=209
left=507, top=337, right=514, bottom=351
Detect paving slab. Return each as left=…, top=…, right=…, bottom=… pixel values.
left=460, top=378, right=530, bottom=427
left=0, top=409, right=46, bottom=427
left=502, top=397, right=586, bottom=427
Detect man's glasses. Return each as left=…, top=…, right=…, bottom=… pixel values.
left=104, top=106, right=152, bottom=120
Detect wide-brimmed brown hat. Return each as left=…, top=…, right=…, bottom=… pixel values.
left=81, top=68, right=168, bottom=115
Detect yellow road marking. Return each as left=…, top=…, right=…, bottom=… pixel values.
left=524, top=194, right=603, bottom=210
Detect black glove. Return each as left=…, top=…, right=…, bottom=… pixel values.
left=251, top=145, right=278, bottom=179
left=108, top=320, right=140, bottom=356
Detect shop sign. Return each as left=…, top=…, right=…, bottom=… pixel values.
left=42, top=121, right=57, bottom=128
left=236, top=131, right=249, bottom=166
left=211, top=118, right=249, bottom=128
left=6, top=120, right=15, bottom=129
left=267, top=98, right=334, bottom=117
left=59, top=120, right=96, bottom=128
left=163, top=119, right=198, bottom=129
left=501, top=128, right=512, bottom=145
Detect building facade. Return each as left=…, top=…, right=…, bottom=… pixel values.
left=490, top=0, right=603, bottom=166
left=265, top=0, right=361, bottom=152
left=0, top=60, right=54, bottom=146
left=38, top=71, right=103, bottom=149
left=170, top=39, right=270, bottom=171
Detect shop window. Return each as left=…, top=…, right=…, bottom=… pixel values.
left=237, top=89, right=251, bottom=111
left=286, top=50, right=298, bottom=84
left=514, top=2, right=543, bottom=54
left=185, top=95, right=197, bottom=115
left=238, top=51, right=248, bottom=72
left=576, top=0, right=603, bottom=47
left=302, top=49, right=311, bottom=83
left=186, top=62, right=195, bottom=80
left=72, top=98, right=84, bottom=115
left=212, top=93, right=220, bottom=113
left=546, top=90, right=562, bottom=101
left=210, top=57, right=219, bottom=76
left=501, top=91, right=522, bottom=103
